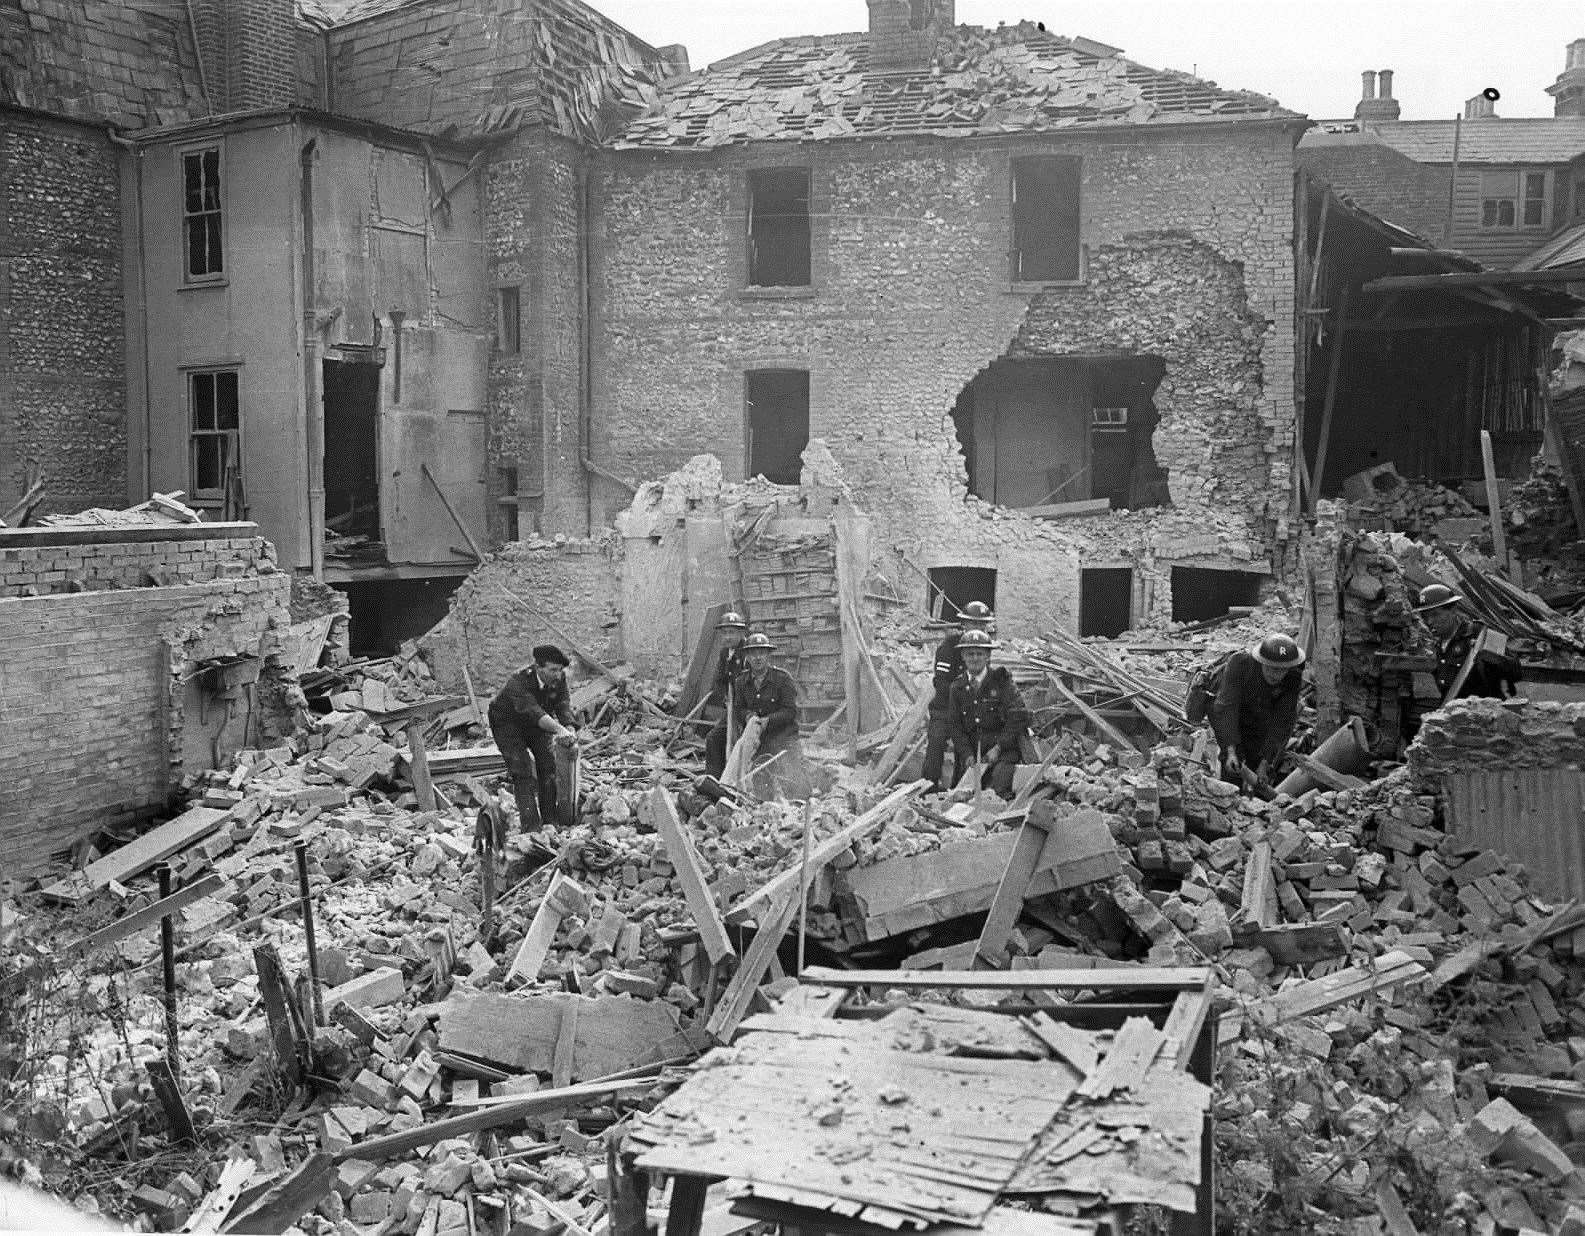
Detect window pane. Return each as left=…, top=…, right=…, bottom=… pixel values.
left=1524, top=198, right=1545, bottom=226
left=205, top=215, right=223, bottom=274
left=187, top=217, right=208, bottom=275
left=1525, top=173, right=1547, bottom=198
left=216, top=373, right=239, bottom=430
left=202, top=150, right=221, bottom=210
left=184, top=155, right=204, bottom=213
left=1498, top=200, right=1515, bottom=226
left=1482, top=200, right=1499, bottom=227
left=192, top=373, right=215, bottom=429
left=193, top=435, right=221, bottom=491
left=1480, top=170, right=1518, bottom=197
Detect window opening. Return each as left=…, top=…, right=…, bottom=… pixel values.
left=1011, top=156, right=1081, bottom=282
left=745, top=369, right=810, bottom=484
left=498, top=287, right=521, bottom=355
left=747, top=168, right=811, bottom=287
left=189, top=369, right=239, bottom=510
left=1481, top=169, right=1548, bottom=229
left=926, top=567, right=997, bottom=622
left=322, top=358, right=382, bottom=544
left=1170, top=567, right=1264, bottom=623
left=182, top=148, right=224, bottom=279
left=1079, top=568, right=1133, bottom=638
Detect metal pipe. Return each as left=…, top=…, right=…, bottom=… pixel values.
left=294, top=840, right=325, bottom=1029
left=157, top=864, right=180, bottom=1079
left=301, top=136, right=325, bottom=581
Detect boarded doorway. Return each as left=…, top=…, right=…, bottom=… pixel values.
left=323, top=359, right=381, bottom=541
left=1080, top=568, right=1133, bottom=637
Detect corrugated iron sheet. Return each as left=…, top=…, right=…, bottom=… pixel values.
left=1442, top=769, right=1585, bottom=903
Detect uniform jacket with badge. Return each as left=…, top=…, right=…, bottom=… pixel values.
left=708, top=645, right=749, bottom=708
left=1434, top=618, right=1522, bottom=699
left=930, top=634, right=967, bottom=713
left=947, top=666, right=1029, bottom=752
left=730, top=666, right=799, bottom=744
left=489, top=667, right=573, bottom=735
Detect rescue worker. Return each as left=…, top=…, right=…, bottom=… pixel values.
left=923, top=600, right=995, bottom=792
left=705, top=632, right=800, bottom=776
left=706, top=610, right=750, bottom=712
left=946, top=628, right=1029, bottom=799
left=487, top=644, right=578, bottom=830
left=1415, top=584, right=1522, bottom=700
left=1211, top=633, right=1305, bottom=786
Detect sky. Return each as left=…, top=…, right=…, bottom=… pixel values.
left=594, top=1, right=1584, bottom=122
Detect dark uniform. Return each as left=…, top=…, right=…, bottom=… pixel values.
left=1210, top=651, right=1301, bottom=780
left=705, top=665, right=800, bottom=776
left=1433, top=619, right=1522, bottom=700
left=923, top=632, right=967, bottom=791
left=947, top=667, right=1029, bottom=798
left=488, top=667, right=573, bottom=829
left=706, top=644, right=749, bottom=710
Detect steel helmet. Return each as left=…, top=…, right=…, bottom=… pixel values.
left=958, top=600, right=994, bottom=625
left=957, top=628, right=999, bottom=652
left=1414, top=584, right=1462, bottom=613
left=717, top=610, right=748, bottom=630
left=742, top=632, right=776, bottom=651
left=1252, top=634, right=1305, bottom=669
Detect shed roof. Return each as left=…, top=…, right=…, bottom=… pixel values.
left=1514, top=222, right=1585, bottom=272
left=613, top=22, right=1300, bottom=150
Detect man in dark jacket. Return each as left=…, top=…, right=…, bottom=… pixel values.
left=488, top=644, right=578, bottom=830
left=947, top=629, right=1028, bottom=799
left=706, top=632, right=799, bottom=776
left=706, top=610, right=750, bottom=712
left=923, top=600, right=995, bottom=792
left=1415, top=584, right=1522, bottom=700
left=1211, top=634, right=1304, bottom=785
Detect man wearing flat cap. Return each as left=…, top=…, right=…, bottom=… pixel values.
left=488, top=644, right=578, bottom=830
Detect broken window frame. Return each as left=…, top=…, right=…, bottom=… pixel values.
left=187, top=367, right=241, bottom=508
left=1480, top=168, right=1549, bottom=230
left=1010, top=154, right=1084, bottom=284
left=746, top=167, right=813, bottom=288
left=180, top=145, right=226, bottom=282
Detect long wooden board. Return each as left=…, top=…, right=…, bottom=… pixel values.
left=437, top=991, right=692, bottom=1080
left=725, top=781, right=928, bottom=926
left=800, top=966, right=1211, bottom=992
left=40, top=806, right=232, bottom=903
left=643, top=788, right=734, bottom=965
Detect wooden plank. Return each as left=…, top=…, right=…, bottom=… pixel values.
left=973, top=811, right=1048, bottom=970
left=438, top=991, right=687, bottom=1079
left=1020, top=1011, right=1099, bottom=1074
left=1239, top=841, right=1277, bottom=930
left=666, top=1175, right=712, bottom=1236
left=404, top=719, right=436, bottom=813
left=1238, top=922, right=1347, bottom=966
left=1023, top=498, right=1111, bottom=519
left=41, top=806, right=231, bottom=903
left=182, top=1157, right=255, bottom=1233
left=644, top=788, right=734, bottom=965
left=1254, top=949, right=1425, bottom=1025
left=1159, top=990, right=1213, bottom=1071
left=864, top=691, right=932, bottom=786
left=1480, top=428, right=1519, bottom=585
left=505, top=873, right=589, bottom=984
left=147, top=1056, right=196, bottom=1144
left=1044, top=673, right=1136, bottom=752
left=725, top=781, right=928, bottom=926
left=707, top=885, right=800, bottom=1043
left=800, top=966, right=1210, bottom=992
left=1076, top=1016, right=1163, bottom=1099
left=1310, top=285, right=1349, bottom=511
left=552, top=1000, right=579, bottom=1090
left=222, top=1152, right=336, bottom=1234
left=1291, top=752, right=1366, bottom=792
left=679, top=602, right=731, bottom=716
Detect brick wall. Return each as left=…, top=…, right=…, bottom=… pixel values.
left=1409, top=698, right=1585, bottom=783
left=226, top=0, right=297, bottom=110
left=0, top=524, right=276, bottom=596
left=419, top=535, right=621, bottom=693
left=0, top=115, right=127, bottom=516
left=1297, top=143, right=1453, bottom=243
left=0, top=565, right=291, bottom=879
left=584, top=125, right=1298, bottom=636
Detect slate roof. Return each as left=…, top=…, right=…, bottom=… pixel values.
left=1303, top=117, right=1585, bottom=165
left=0, top=0, right=207, bottom=126
left=1514, top=222, right=1585, bottom=271
left=613, top=22, right=1300, bottom=149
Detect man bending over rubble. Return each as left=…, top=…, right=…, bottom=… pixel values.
left=947, top=628, right=1028, bottom=799
left=1211, top=634, right=1305, bottom=786
left=488, top=644, right=579, bottom=830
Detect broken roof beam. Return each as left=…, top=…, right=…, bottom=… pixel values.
left=1361, top=267, right=1585, bottom=292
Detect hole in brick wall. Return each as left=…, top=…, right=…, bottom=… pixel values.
left=950, top=355, right=1168, bottom=511
left=1079, top=568, right=1133, bottom=637
left=745, top=368, right=810, bottom=484
left=1171, top=566, right=1264, bottom=623
left=337, top=578, right=463, bottom=658
left=927, top=566, right=996, bottom=621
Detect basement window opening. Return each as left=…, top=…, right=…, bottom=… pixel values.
left=747, top=168, right=812, bottom=287
left=188, top=369, right=240, bottom=510
left=927, top=567, right=997, bottom=622
left=181, top=147, right=225, bottom=280
left=1011, top=155, right=1082, bottom=282
left=1079, top=568, right=1133, bottom=638
left=745, top=368, right=810, bottom=484
left=497, top=286, right=521, bottom=355
left=1171, top=566, right=1264, bottom=623
left=950, top=355, right=1168, bottom=512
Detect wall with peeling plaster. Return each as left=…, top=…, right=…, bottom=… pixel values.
left=582, top=126, right=1298, bottom=637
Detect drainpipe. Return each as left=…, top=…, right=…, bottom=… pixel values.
left=108, top=129, right=153, bottom=502
left=1444, top=114, right=1462, bottom=247
left=577, top=160, right=635, bottom=533
left=302, top=137, right=325, bottom=581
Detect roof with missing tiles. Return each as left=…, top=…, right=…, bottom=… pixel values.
left=613, top=22, right=1301, bottom=150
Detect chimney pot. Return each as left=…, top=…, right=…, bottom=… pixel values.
left=1377, top=69, right=1394, bottom=98
left=1360, top=69, right=1377, bottom=100
left=1552, top=38, right=1585, bottom=115
left=1464, top=92, right=1497, bottom=120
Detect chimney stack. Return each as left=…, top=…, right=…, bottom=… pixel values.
left=1464, top=92, right=1498, bottom=120
left=1354, top=68, right=1400, bottom=123
left=190, top=0, right=298, bottom=112
left=867, top=0, right=953, bottom=70
left=1546, top=37, right=1585, bottom=117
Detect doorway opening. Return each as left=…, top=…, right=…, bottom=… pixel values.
left=1171, top=566, right=1264, bottom=623
left=950, top=355, right=1167, bottom=511
left=1079, top=568, right=1133, bottom=637
left=323, top=359, right=381, bottom=543
left=746, top=369, right=810, bottom=483
left=926, top=566, right=997, bottom=622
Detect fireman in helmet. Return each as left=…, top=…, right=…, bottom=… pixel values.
left=923, top=600, right=995, bottom=792
left=1414, top=584, right=1521, bottom=700
left=1211, top=633, right=1305, bottom=785
left=946, top=628, right=1029, bottom=799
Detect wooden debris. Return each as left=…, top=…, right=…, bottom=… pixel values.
left=41, top=806, right=232, bottom=903
left=643, top=788, right=734, bottom=965
left=506, top=872, right=590, bottom=984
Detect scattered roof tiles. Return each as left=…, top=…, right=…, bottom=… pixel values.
left=1303, top=117, right=1585, bottom=165
left=1514, top=222, right=1585, bottom=271
left=613, top=22, right=1299, bottom=149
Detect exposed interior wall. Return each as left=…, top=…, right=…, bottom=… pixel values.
left=0, top=114, right=127, bottom=516
left=0, top=527, right=292, bottom=878
left=588, top=127, right=1297, bottom=638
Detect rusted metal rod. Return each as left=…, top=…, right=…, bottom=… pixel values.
left=156, top=864, right=180, bottom=1079
left=294, top=840, right=325, bottom=1029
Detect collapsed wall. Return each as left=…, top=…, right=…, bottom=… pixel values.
left=0, top=523, right=292, bottom=877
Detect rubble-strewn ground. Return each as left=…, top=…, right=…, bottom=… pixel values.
left=6, top=614, right=1585, bottom=1234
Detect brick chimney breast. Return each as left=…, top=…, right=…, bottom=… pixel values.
left=867, top=0, right=940, bottom=70
left=1547, top=36, right=1585, bottom=117
left=1354, top=68, right=1400, bottom=123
